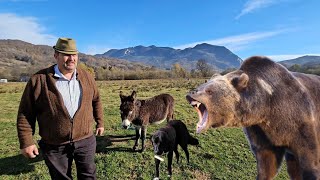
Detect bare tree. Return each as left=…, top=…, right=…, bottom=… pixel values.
left=171, top=63, right=188, bottom=78
left=196, top=59, right=214, bottom=77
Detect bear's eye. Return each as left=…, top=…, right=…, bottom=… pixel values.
left=205, top=89, right=213, bottom=95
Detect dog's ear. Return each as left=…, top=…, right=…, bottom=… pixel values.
left=160, top=133, right=168, bottom=144
left=152, top=135, right=161, bottom=148
left=151, top=134, right=156, bottom=142
left=150, top=136, right=154, bottom=145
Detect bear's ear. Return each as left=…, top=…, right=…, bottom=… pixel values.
left=231, top=73, right=249, bottom=92
left=211, top=73, right=221, bottom=79
left=205, top=73, right=221, bottom=83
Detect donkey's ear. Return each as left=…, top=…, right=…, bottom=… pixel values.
left=119, top=91, right=124, bottom=99
left=131, top=91, right=137, bottom=98
left=231, top=73, right=249, bottom=92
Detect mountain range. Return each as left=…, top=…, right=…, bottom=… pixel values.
left=279, top=55, right=320, bottom=67
left=0, top=39, right=320, bottom=80
left=0, top=39, right=152, bottom=72
left=96, top=43, right=243, bottom=70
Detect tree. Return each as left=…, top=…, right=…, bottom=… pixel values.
left=221, top=68, right=237, bottom=75
left=196, top=59, right=214, bottom=77
left=171, top=63, right=188, bottom=78
left=288, top=64, right=302, bottom=72
left=78, top=63, right=95, bottom=76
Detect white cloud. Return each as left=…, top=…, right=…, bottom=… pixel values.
left=174, top=29, right=288, bottom=52
left=0, top=13, right=56, bottom=45
left=236, top=0, right=279, bottom=19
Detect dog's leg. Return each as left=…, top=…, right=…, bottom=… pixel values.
left=167, top=151, right=173, bottom=177
left=140, top=126, right=147, bottom=152
left=133, top=126, right=141, bottom=151
left=155, top=158, right=161, bottom=179
left=181, top=145, right=190, bottom=163
left=174, top=144, right=179, bottom=164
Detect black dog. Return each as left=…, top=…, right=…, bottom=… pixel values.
left=151, top=120, right=199, bottom=179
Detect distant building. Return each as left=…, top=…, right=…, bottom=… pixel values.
left=0, top=79, right=8, bottom=83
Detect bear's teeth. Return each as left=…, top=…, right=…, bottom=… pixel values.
left=191, top=101, right=201, bottom=108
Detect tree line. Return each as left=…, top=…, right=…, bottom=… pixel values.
left=1, top=59, right=220, bottom=81
left=2, top=59, right=319, bottom=82
left=93, top=59, right=221, bottom=80
left=287, top=63, right=320, bottom=75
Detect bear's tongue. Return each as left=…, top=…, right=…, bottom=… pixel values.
left=191, top=101, right=208, bottom=133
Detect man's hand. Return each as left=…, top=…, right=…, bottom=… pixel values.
left=20, top=144, right=39, bottom=158
left=95, top=127, right=104, bottom=136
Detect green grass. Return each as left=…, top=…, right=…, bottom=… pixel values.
left=0, top=79, right=289, bottom=179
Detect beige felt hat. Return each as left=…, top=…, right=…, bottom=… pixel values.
left=53, top=38, right=78, bottom=54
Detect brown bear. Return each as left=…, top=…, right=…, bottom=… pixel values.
left=186, top=56, right=320, bottom=179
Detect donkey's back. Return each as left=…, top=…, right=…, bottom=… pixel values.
left=140, top=93, right=174, bottom=125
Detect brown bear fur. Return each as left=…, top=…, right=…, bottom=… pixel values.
left=186, top=56, right=320, bottom=179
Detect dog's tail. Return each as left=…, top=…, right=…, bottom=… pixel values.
left=188, top=135, right=199, bottom=145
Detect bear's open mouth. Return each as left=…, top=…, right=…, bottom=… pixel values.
left=190, top=100, right=208, bottom=133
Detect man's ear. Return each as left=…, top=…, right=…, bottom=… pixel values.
left=231, top=73, right=249, bottom=92
left=54, top=51, right=59, bottom=59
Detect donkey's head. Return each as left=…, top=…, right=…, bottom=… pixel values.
left=119, top=91, right=140, bottom=129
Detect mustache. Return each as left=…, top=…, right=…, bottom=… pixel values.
left=64, top=60, right=76, bottom=64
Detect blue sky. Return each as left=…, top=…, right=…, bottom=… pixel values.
left=0, top=0, right=319, bottom=61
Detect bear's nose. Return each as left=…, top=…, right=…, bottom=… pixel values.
left=190, top=89, right=198, bottom=94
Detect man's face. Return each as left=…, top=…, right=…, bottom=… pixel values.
left=54, top=52, right=78, bottom=73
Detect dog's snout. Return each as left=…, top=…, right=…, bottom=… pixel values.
left=154, top=146, right=163, bottom=155
left=154, top=146, right=158, bottom=153
left=155, top=150, right=162, bottom=155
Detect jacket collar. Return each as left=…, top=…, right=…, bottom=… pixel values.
left=47, top=64, right=81, bottom=80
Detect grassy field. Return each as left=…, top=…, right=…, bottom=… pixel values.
left=0, top=79, right=289, bottom=180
